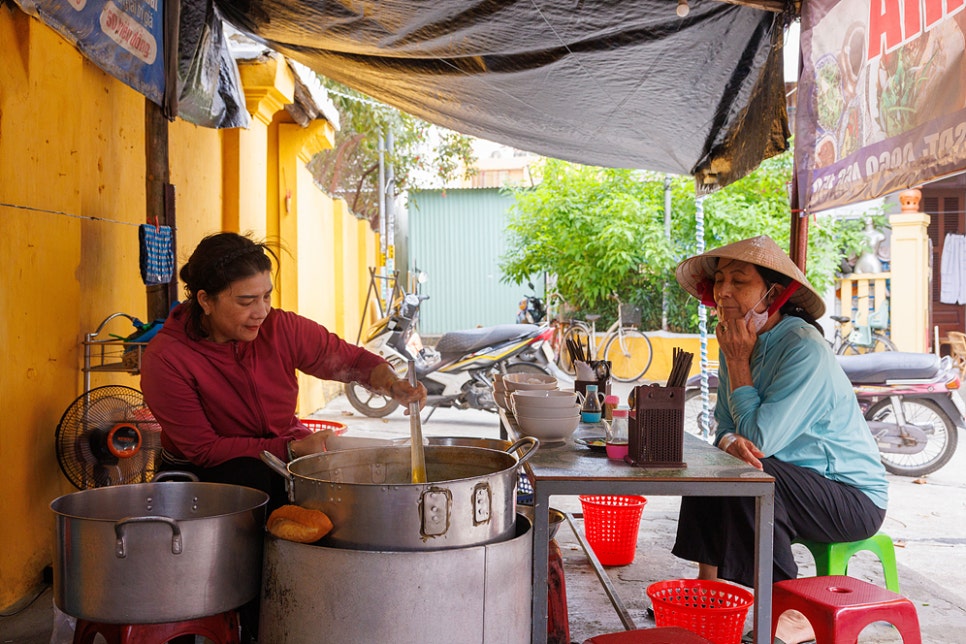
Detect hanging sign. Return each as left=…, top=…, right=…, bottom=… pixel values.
left=796, top=0, right=966, bottom=212
left=15, top=0, right=164, bottom=105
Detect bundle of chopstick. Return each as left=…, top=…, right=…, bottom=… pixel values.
left=566, top=337, right=586, bottom=364
left=666, top=347, right=693, bottom=388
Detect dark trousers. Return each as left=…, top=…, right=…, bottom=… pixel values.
left=159, top=456, right=288, bottom=642
left=671, top=457, right=886, bottom=587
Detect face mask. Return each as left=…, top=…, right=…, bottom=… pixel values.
left=744, top=285, right=776, bottom=333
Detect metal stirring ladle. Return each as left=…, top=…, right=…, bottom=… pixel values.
left=408, top=359, right=427, bottom=483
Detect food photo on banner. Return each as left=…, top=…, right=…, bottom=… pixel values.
left=796, top=0, right=966, bottom=212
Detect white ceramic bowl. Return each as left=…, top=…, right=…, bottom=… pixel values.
left=504, top=373, right=558, bottom=391
left=512, top=401, right=580, bottom=419
left=515, top=413, right=580, bottom=441
left=510, top=390, right=578, bottom=407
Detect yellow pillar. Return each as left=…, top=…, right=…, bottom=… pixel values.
left=889, top=188, right=930, bottom=352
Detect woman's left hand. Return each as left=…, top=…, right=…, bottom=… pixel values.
left=720, top=433, right=766, bottom=470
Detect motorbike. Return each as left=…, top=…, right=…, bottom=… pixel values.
left=516, top=281, right=547, bottom=324
left=514, top=281, right=557, bottom=370
left=684, top=351, right=964, bottom=477
left=345, top=292, right=555, bottom=418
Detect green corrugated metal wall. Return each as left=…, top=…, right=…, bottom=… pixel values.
left=408, top=188, right=536, bottom=335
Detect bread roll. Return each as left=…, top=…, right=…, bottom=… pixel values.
left=267, top=505, right=334, bottom=543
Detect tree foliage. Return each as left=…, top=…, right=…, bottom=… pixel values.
left=307, top=80, right=476, bottom=229
left=501, top=151, right=887, bottom=332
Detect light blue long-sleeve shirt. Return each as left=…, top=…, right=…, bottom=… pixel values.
left=715, top=315, right=889, bottom=509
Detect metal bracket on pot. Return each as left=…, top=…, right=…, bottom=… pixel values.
left=472, top=482, right=491, bottom=525
left=420, top=488, right=452, bottom=537
left=114, top=516, right=183, bottom=558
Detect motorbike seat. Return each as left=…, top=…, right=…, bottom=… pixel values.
left=435, top=324, right=539, bottom=357
left=836, top=352, right=941, bottom=384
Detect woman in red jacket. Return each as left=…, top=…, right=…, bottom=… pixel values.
left=141, top=232, right=425, bottom=509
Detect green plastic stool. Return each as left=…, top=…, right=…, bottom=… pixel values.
left=794, top=532, right=900, bottom=592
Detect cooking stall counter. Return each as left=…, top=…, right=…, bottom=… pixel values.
left=498, top=409, right=775, bottom=644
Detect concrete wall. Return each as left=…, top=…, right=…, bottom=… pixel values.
left=0, top=8, right=377, bottom=610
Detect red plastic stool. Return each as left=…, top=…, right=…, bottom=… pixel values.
left=73, top=610, right=240, bottom=644
left=583, top=626, right=712, bottom=643
left=771, top=575, right=921, bottom=644
left=548, top=539, right=571, bottom=644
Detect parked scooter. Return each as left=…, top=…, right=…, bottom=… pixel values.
left=683, top=352, right=964, bottom=477
left=516, top=281, right=547, bottom=324
left=839, top=352, right=963, bottom=476
left=345, top=292, right=554, bottom=418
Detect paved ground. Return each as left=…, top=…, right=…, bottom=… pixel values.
left=5, top=384, right=966, bottom=643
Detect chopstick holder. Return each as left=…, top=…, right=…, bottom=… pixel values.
left=626, top=383, right=685, bottom=468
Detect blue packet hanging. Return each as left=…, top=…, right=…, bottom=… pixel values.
left=139, top=223, right=174, bottom=285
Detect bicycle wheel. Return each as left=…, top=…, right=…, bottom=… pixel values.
left=838, top=333, right=897, bottom=355
left=560, top=325, right=590, bottom=376
left=602, top=328, right=652, bottom=382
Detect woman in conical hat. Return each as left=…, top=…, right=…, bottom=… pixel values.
left=671, top=235, right=888, bottom=644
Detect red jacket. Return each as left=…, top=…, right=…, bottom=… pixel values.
left=140, top=303, right=387, bottom=466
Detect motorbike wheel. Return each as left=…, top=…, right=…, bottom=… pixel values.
left=504, top=362, right=552, bottom=376
left=510, top=347, right=553, bottom=374
left=684, top=386, right=718, bottom=440
left=866, top=397, right=959, bottom=476
left=838, top=333, right=897, bottom=355
left=343, top=380, right=401, bottom=418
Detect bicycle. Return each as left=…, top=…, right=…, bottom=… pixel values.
left=829, top=315, right=897, bottom=354
left=558, top=294, right=653, bottom=382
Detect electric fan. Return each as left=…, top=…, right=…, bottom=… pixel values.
left=55, top=385, right=162, bottom=489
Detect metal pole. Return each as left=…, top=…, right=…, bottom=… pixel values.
left=662, top=174, right=672, bottom=331
left=386, top=129, right=396, bottom=303
left=696, top=194, right=711, bottom=439
left=378, top=131, right=387, bottom=305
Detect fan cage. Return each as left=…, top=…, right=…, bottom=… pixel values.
left=56, top=385, right=162, bottom=489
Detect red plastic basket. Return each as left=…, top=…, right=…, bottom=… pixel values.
left=578, top=495, right=647, bottom=566
left=646, top=579, right=754, bottom=644
left=299, top=418, right=348, bottom=435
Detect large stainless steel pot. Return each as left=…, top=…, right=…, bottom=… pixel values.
left=259, top=516, right=533, bottom=643
left=261, top=437, right=537, bottom=551
left=50, top=479, right=268, bottom=624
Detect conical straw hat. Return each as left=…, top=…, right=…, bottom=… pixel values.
left=675, top=235, right=825, bottom=319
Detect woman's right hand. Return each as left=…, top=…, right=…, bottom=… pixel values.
left=288, top=429, right=335, bottom=460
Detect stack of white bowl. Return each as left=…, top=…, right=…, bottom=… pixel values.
left=507, top=386, right=580, bottom=442
left=493, top=374, right=510, bottom=411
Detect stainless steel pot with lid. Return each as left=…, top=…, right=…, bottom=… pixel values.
left=261, top=437, right=538, bottom=551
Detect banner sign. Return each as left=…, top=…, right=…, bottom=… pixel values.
left=797, top=0, right=966, bottom=212
left=17, top=0, right=164, bottom=105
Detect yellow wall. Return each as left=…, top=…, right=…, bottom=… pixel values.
left=0, top=9, right=377, bottom=609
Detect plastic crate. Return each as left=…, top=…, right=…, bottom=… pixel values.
left=299, top=418, right=348, bottom=435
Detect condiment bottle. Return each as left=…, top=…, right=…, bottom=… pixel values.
left=579, top=384, right=604, bottom=423
left=605, top=407, right=629, bottom=460
left=603, top=394, right=620, bottom=420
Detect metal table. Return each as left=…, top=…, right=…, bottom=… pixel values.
left=500, top=410, right=775, bottom=644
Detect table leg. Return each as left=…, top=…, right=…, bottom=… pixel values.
left=530, top=490, right=551, bottom=644
left=752, top=488, right=775, bottom=644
